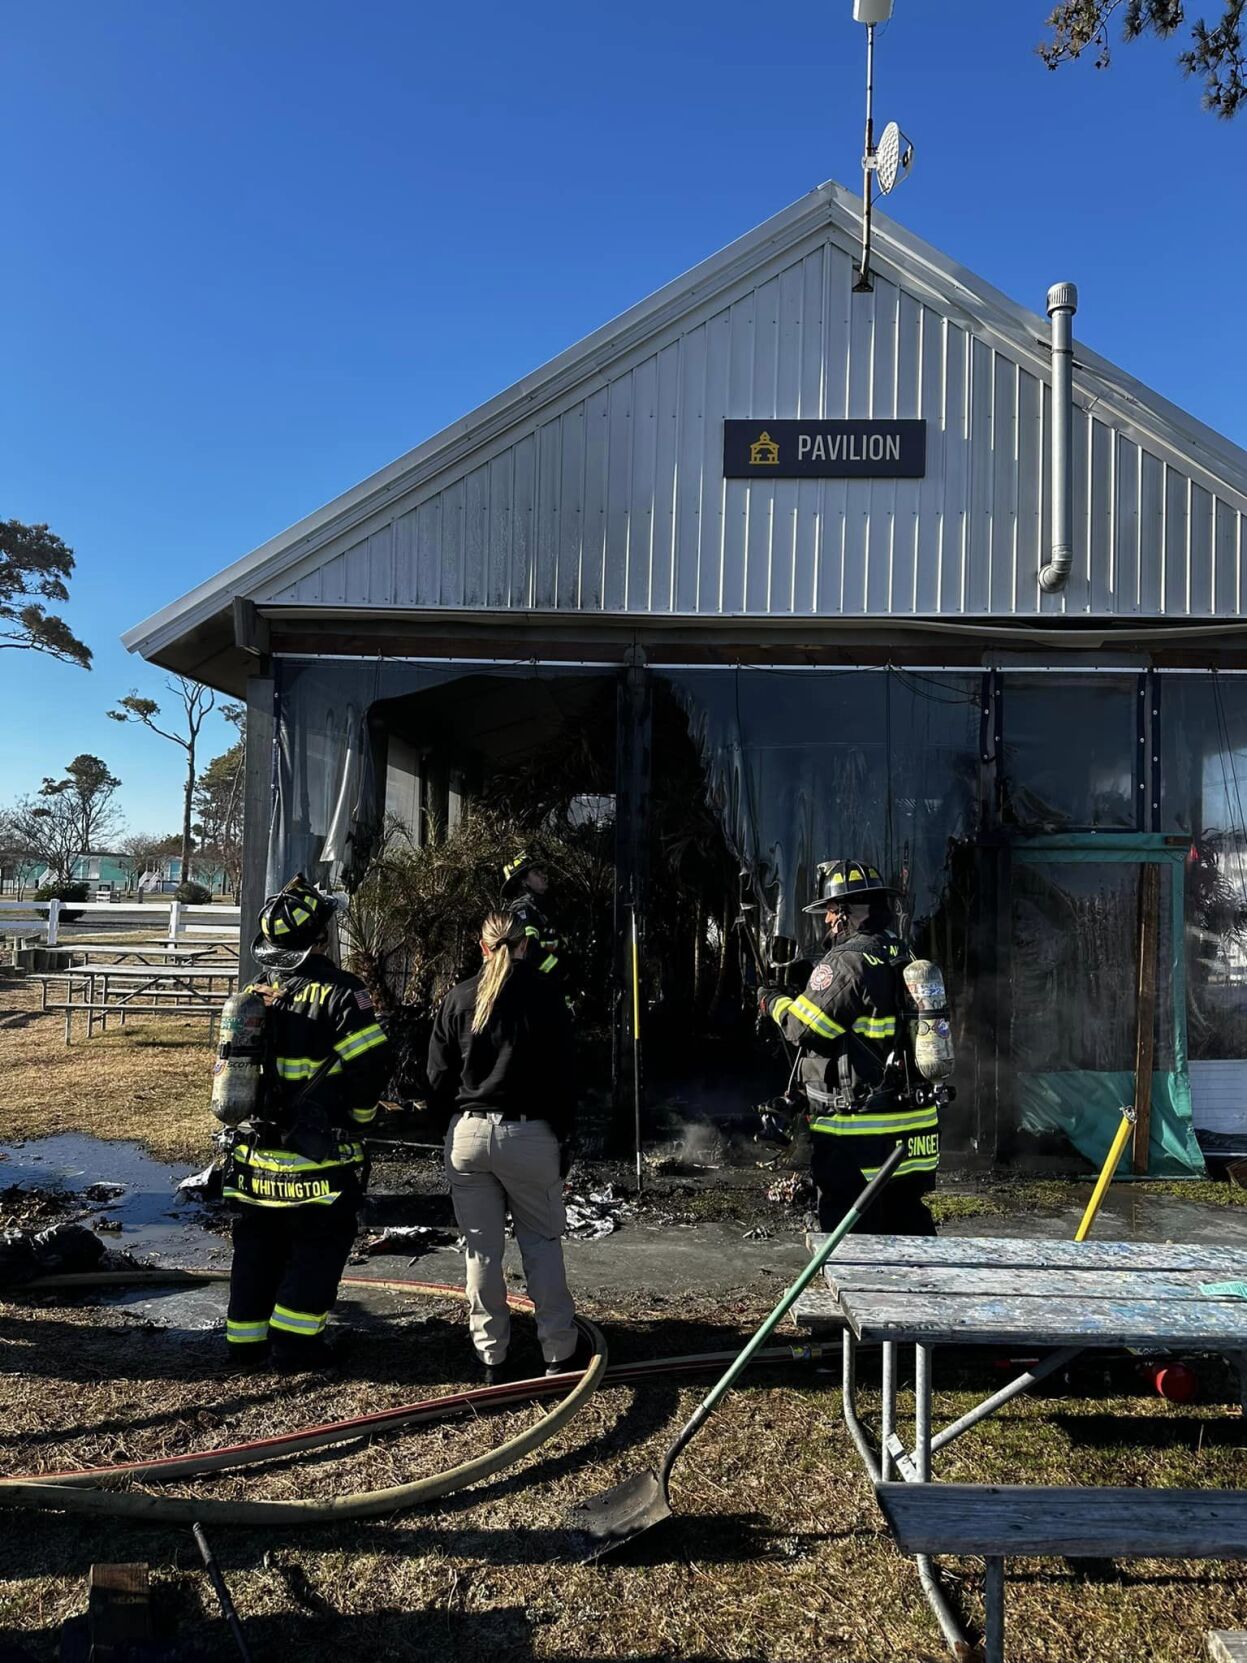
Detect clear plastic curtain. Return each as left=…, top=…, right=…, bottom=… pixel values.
left=659, top=667, right=982, bottom=944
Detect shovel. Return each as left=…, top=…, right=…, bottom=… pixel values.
left=568, top=1140, right=906, bottom=1558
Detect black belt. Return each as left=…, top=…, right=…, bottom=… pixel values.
left=462, top=1109, right=530, bottom=1122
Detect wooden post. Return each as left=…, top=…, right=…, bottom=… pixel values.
left=46, top=897, right=60, bottom=947
left=238, top=673, right=276, bottom=989
left=1132, top=863, right=1161, bottom=1174
left=87, top=1562, right=152, bottom=1656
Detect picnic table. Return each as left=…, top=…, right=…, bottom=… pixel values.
left=796, top=1233, right=1247, bottom=1659
left=33, top=961, right=238, bottom=1042
left=45, top=942, right=239, bottom=968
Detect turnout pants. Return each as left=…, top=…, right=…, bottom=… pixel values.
left=226, top=1188, right=359, bottom=1357
left=810, top=1134, right=936, bottom=1238
left=445, top=1111, right=578, bottom=1368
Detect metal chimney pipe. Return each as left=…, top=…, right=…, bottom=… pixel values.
left=1040, top=281, right=1078, bottom=593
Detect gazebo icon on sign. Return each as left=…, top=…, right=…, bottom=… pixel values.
left=749, top=430, right=781, bottom=466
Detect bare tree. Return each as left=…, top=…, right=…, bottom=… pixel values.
left=193, top=703, right=246, bottom=899
left=4, top=792, right=85, bottom=885
left=1040, top=1, right=1246, bottom=116
left=0, top=810, right=41, bottom=895
left=108, top=679, right=216, bottom=880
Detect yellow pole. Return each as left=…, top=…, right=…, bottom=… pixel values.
left=1074, top=1107, right=1137, bottom=1242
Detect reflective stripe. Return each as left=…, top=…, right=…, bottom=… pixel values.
left=539, top=954, right=558, bottom=973
left=226, top=1318, right=269, bottom=1344
left=275, top=1055, right=344, bottom=1080
left=861, top=1154, right=940, bottom=1179
left=787, top=994, right=845, bottom=1041
left=852, top=1015, right=897, bottom=1040
left=291, top=906, right=310, bottom=926
left=272, top=917, right=290, bottom=936
left=350, top=1104, right=377, bottom=1124
left=770, top=996, right=794, bottom=1023
left=222, top=1186, right=339, bottom=1207
left=334, top=1023, right=388, bottom=1061
left=231, top=1142, right=364, bottom=1172
left=270, top=1304, right=327, bottom=1337
left=809, top=1108, right=939, bottom=1136
left=524, top=926, right=541, bottom=940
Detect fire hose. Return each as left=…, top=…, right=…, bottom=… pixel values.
left=0, top=1269, right=829, bottom=1525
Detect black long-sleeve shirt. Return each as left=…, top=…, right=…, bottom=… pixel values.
left=426, top=959, right=575, bottom=1137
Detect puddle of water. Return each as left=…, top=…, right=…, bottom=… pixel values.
left=1, top=1132, right=229, bottom=1329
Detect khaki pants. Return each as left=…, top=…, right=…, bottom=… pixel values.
left=445, top=1112, right=578, bottom=1367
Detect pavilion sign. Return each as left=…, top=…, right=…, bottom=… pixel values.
left=723, top=418, right=926, bottom=479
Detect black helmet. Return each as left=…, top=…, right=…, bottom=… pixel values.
left=252, top=875, right=337, bottom=971
left=801, top=858, right=897, bottom=916
left=502, top=850, right=542, bottom=899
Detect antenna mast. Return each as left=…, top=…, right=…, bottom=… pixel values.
left=850, top=1, right=914, bottom=294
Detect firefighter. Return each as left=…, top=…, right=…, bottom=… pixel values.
left=502, top=851, right=564, bottom=982
left=223, top=876, right=390, bottom=1372
left=757, top=859, right=939, bottom=1237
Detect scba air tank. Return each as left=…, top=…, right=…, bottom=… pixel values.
left=210, top=990, right=268, bottom=1126
left=902, top=959, right=955, bottom=1083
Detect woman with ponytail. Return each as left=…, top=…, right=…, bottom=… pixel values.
left=426, top=911, right=587, bottom=1383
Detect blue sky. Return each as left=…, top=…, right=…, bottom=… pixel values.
left=3, top=1, right=1245, bottom=830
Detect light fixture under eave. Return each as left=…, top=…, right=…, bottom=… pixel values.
left=875, top=120, right=914, bottom=194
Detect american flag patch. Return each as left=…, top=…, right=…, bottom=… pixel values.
left=808, top=964, right=834, bottom=993
left=354, top=989, right=374, bottom=1011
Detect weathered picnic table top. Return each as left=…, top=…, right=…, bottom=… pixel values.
left=47, top=945, right=237, bottom=960
left=1209, top=1634, right=1247, bottom=1663
left=809, top=1232, right=1247, bottom=1273
left=38, top=964, right=238, bottom=979
left=795, top=1233, right=1247, bottom=1348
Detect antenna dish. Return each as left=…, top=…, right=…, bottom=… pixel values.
left=875, top=121, right=914, bottom=194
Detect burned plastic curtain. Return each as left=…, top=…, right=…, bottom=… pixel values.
left=659, top=668, right=982, bottom=944
left=270, top=658, right=608, bottom=891
left=999, top=675, right=1139, bottom=833
left=1011, top=836, right=1204, bottom=1177
left=271, top=659, right=474, bottom=890
left=1161, top=674, right=1247, bottom=1062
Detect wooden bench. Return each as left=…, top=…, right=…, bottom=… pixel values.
left=1210, top=1635, right=1247, bottom=1662
left=877, top=1483, right=1247, bottom=1662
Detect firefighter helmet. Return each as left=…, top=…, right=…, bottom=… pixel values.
left=252, top=875, right=337, bottom=970
left=502, top=850, right=543, bottom=898
left=801, top=858, right=897, bottom=915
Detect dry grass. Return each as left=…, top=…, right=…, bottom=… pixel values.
left=2, top=1284, right=1247, bottom=1661
left=0, top=975, right=213, bottom=1164
left=2, top=976, right=1247, bottom=1658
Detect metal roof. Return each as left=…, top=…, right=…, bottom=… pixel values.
left=125, top=178, right=1247, bottom=686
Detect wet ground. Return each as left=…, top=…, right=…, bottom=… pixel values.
left=5, top=1131, right=1247, bottom=1339
left=0, top=1133, right=813, bottom=1337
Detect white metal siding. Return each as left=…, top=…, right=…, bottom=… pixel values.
left=265, top=236, right=1247, bottom=622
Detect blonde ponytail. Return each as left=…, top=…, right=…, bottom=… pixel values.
left=472, top=912, right=522, bottom=1033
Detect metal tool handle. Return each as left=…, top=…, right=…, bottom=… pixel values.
left=661, top=1141, right=905, bottom=1480
left=192, top=1523, right=253, bottom=1662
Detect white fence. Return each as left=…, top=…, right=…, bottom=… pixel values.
left=0, top=898, right=241, bottom=947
